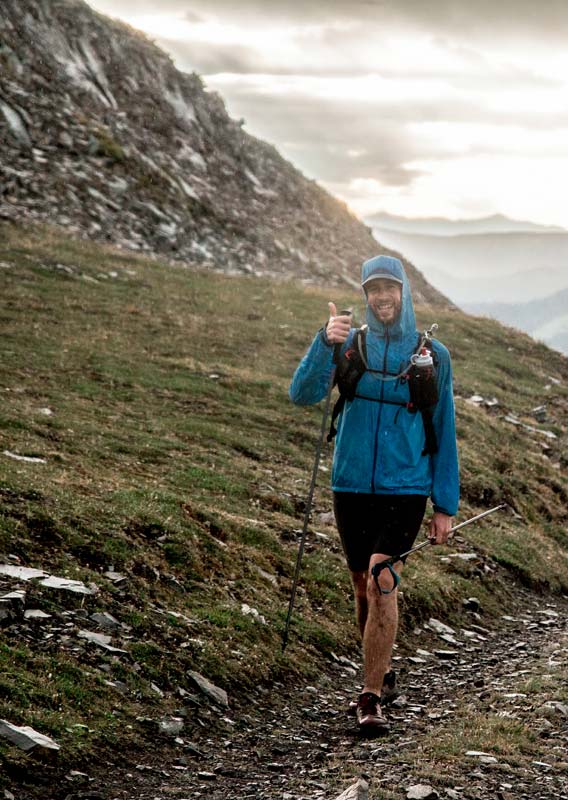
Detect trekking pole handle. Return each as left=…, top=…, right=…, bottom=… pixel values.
left=372, top=503, right=507, bottom=594
left=401, top=503, right=507, bottom=560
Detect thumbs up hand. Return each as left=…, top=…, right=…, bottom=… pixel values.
left=326, top=302, right=352, bottom=344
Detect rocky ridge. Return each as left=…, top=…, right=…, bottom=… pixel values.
left=0, top=0, right=450, bottom=306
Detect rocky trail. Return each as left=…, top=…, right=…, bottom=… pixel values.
left=48, top=590, right=566, bottom=800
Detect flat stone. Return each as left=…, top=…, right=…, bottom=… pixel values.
left=78, top=629, right=111, bottom=646
left=538, top=608, right=559, bottom=618
left=78, top=630, right=127, bottom=654
left=40, top=576, right=97, bottom=595
left=335, top=777, right=369, bottom=800
left=407, top=785, right=439, bottom=799
left=24, top=609, right=51, bottom=620
left=0, top=720, right=60, bottom=751
left=439, top=633, right=462, bottom=647
left=0, top=565, right=47, bottom=580
left=539, top=701, right=568, bottom=717
left=90, top=611, right=121, bottom=631
left=434, top=650, right=459, bottom=660
left=186, top=670, right=229, bottom=708
left=103, top=571, right=128, bottom=585
left=428, top=618, right=455, bottom=636
left=0, top=566, right=96, bottom=595
left=465, top=751, right=498, bottom=764
left=0, top=590, right=25, bottom=609
left=159, top=716, right=184, bottom=736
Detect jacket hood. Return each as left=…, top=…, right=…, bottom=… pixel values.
left=361, top=254, right=416, bottom=338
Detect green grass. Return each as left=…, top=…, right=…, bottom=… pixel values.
left=0, top=221, right=566, bottom=776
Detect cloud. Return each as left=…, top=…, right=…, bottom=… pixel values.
left=160, top=39, right=262, bottom=76
left=381, top=0, right=568, bottom=40
left=85, top=0, right=568, bottom=225
left=152, top=18, right=563, bottom=97
left=203, top=68, right=568, bottom=197
left=93, top=0, right=568, bottom=38
left=183, top=10, right=203, bottom=23
left=202, top=82, right=435, bottom=185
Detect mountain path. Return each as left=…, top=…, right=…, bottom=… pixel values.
left=96, top=589, right=567, bottom=800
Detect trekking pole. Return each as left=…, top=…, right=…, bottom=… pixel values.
left=372, top=503, right=507, bottom=594
left=282, top=310, right=352, bottom=652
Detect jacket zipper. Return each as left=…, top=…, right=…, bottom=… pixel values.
left=371, top=328, right=390, bottom=492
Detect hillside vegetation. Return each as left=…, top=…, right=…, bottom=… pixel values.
left=0, top=222, right=566, bottom=781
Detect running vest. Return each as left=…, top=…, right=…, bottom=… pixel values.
left=327, top=328, right=439, bottom=455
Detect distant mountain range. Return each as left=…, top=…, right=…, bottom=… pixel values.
left=464, top=288, right=568, bottom=355
left=365, top=212, right=568, bottom=354
left=366, top=212, right=567, bottom=237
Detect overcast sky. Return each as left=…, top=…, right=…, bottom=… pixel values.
left=87, top=0, right=568, bottom=227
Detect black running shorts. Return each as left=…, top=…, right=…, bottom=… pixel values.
left=333, top=492, right=428, bottom=572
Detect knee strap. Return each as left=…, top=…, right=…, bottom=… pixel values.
left=371, top=560, right=400, bottom=595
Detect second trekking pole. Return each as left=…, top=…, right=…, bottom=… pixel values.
left=281, top=310, right=351, bottom=652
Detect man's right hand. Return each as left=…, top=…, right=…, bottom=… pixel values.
left=326, top=302, right=352, bottom=344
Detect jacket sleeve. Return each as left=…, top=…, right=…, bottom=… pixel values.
left=430, top=344, right=460, bottom=516
left=289, top=328, right=336, bottom=405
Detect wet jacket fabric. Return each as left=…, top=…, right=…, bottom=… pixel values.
left=289, top=255, right=459, bottom=516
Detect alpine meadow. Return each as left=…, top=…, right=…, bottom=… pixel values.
left=0, top=222, right=566, bottom=796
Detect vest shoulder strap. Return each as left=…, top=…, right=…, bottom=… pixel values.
left=327, top=328, right=440, bottom=452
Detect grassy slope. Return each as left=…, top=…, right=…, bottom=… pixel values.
left=0, top=222, right=566, bottom=771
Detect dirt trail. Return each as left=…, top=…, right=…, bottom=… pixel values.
left=95, top=589, right=567, bottom=800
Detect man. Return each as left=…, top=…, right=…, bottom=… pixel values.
left=289, top=254, right=459, bottom=735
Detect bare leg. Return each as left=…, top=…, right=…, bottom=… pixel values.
left=351, top=571, right=368, bottom=638
left=361, top=554, right=403, bottom=696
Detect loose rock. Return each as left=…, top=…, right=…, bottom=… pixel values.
left=186, top=670, right=229, bottom=708
left=406, top=785, right=439, bottom=800
left=334, top=777, right=369, bottom=800
left=0, top=720, right=60, bottom=752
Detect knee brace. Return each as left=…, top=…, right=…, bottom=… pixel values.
left=370, top=560, right=400, bottom=595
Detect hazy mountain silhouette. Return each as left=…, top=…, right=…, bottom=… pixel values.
left=366, top=229, right=568, bottom=304
left=367, top=212, right=567, bottom=237
left=464, top=288, right=568, bottom=355
left=366, top=214, right=568, bottom=353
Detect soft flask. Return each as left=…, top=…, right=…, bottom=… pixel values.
left=408, top=347, right=438, bottom=409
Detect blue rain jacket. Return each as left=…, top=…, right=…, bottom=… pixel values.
left=289, top=255, right=459, bottom=515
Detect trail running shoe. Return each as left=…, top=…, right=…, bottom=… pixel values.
left=356, top=692, right=390, bottom=735
left=347, top=670, right=398, bottom=715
